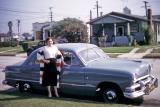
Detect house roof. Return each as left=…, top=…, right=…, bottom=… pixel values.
left=0, top=33, right=10, bottom=37
left=88, top=11, right=160, bottom=24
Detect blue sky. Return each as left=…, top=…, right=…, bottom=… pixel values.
left=0, top=0, right=159, bottom=34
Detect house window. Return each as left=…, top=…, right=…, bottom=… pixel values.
left=131, top=24, right=139, bottom=32
left=117, top=26, right=124, bottom=36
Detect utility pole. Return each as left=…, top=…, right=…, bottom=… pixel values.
left=94, top=0, right=101, bottom=18
left=17, top=19, right=20, bottom=44
left=49, top=7, right=53, bottom=37
left=89, top=10, right=92, bottom=43
left=17, top=19, right=20, bottom=37
left=143, top=1, right=150, bottom=17
left=49, top=7, right=53, bottom=22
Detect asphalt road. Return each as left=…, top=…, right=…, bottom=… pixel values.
left=0, top=56, right=160, bottom=106
left=140, top=59, right=160, bottom=107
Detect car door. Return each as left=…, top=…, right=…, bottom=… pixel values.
left=20, top=53, right=40, bottom=83
left=59, top=51, right=85, bottom=95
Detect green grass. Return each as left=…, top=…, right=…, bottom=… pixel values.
left=0, top=91, right=132, bottom=107
left=101, top=47, right=134, bottom=53
left=107, top=53, right=122, bottom=58
left=0, top=46, right=24, bottom=55
left=101, top=45, right=160, bottom=54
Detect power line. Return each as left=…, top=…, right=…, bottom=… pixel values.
left=0, top=7, right=48, bottom=14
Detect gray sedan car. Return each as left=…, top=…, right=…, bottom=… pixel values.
left=3, top=43, right=158, bottom=103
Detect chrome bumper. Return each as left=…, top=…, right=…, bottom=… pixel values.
left=124, top=76, right=158, bottom=99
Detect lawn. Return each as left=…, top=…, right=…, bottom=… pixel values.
left=0, top=90, right=132, bottom=107
left=101, top=47, right=134, bottom=53
left=0, top=46, right=24, bottom=55
left=107, top=53, right=122, bottom=58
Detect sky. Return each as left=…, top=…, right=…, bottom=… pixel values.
left=0, top=0, right=159, bottom=34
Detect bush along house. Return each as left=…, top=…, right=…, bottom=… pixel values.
left=88, top=7, right=160, bottom=47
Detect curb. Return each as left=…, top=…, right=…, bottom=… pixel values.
left=0, top=53, right=16, bottom=56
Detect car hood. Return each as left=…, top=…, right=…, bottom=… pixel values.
left=87, top=58, right=150, bottom=79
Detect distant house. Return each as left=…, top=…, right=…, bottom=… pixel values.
left=32, top=21, right=55, bottom=40
left=0, top=33, right=11, bottom=42
left=88, top=10, right=160, bottom=46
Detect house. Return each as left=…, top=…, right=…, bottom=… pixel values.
left=88, top=8, right=160, bottom=46
left=32, top=21, right=55, bottom=40
left=0, top=33, right=11, bottom=42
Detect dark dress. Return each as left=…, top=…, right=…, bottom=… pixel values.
left=42, top=58, right=58, bottom=86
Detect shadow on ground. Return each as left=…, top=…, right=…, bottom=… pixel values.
left=0, top=87, right=148, bottom=106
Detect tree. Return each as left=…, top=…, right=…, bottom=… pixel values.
left=144, top=26, right=155, bottom=45
left=51, top=18, right=88, bottom=43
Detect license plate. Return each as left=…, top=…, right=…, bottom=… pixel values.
left=145, top=78, right=158, bottom=95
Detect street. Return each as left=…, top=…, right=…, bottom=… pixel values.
left=0, top=56, right=160, bottom=106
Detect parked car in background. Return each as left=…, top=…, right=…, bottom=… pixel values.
left=3, top=43, right=158, bottom=103
left=26, top=40, right=45, bottom=56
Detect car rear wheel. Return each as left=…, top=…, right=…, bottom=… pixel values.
left=18, top=82, right=32, bottom=93
left=102, top=87, right=121, bottom=103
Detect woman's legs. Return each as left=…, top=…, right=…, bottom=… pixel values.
left=47, top=86, right=52, bottom=97
left=54, top=86, right=59, bottom=97
left=47, top=86, right=59, bottom=98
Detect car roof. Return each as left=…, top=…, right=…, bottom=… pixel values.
left=32, top=43, right=97, bottom=56
left=55, top=43, right=97, bottom=53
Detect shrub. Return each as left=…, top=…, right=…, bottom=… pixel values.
left=21, top=41, right=39, bottom=52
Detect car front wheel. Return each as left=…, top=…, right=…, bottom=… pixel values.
left=102, top=88, right=120, bottom=103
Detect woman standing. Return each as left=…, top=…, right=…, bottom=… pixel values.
left=37, top=37, right=60, bottom=98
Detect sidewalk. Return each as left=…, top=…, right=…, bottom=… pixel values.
left=117, top=48, right=153, bottom=59
left=16, top=53, right=27, bottom=58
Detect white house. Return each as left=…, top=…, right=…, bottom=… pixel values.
left=32, top=21, right=55, bottom=40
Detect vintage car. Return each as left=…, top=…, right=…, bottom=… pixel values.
left=3, top=43, right=158, bottom=103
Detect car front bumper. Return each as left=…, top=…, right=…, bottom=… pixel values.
left=123, top=76, right=158, bottom=99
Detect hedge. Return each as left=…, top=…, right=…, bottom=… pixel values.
left=21, top=41, right=39, bottom=52
left=0, top=41, right=18, bottom=47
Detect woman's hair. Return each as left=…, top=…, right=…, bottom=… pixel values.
left=45, top=37, right=55, bottom=44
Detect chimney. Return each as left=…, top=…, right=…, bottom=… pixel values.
left=123, top=6, right=131, bottom=15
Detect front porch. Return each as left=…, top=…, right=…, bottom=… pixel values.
left=90, top=14, right=135, bottom=47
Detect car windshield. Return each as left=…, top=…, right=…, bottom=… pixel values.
left=78, top=47, right=108, bottom=63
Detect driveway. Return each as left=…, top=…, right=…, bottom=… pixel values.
left=0, top=56, right=26, bottom=91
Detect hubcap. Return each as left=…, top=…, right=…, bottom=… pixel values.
left=23, top=83, right=30, bottom=91
left=105, top=90, right=117, bottom=100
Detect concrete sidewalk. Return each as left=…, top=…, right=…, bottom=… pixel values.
left=117, top=48, right=153, bottom=59
left=16, top=53, right=27, bottom=58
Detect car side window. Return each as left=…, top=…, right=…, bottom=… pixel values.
left=61, top=51, right=81, bottom=66
left=27, top=53, right=38, bottom=65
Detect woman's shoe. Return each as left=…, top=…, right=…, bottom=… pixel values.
left=48, top=94, right=52, bottom=98
left=55, top=95, right=60, bottom=98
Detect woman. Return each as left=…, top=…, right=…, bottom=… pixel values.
left=37, top=37, right=60, bottom=98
